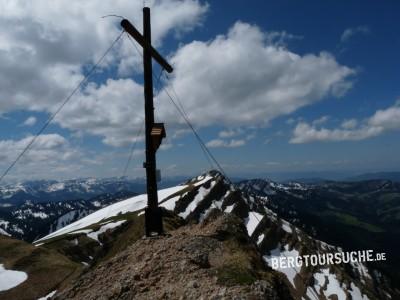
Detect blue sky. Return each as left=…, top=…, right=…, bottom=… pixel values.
left=0, top=0, right=399, bottom=181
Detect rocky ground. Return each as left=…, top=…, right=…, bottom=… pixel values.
left=53, top=211, right=293, bottom=300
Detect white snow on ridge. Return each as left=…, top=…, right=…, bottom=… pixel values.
left=281, top=219, right=293, bottom=234
left=47, top=182, right=65, bottom=192
left=52, top=210, right=90, bottom=232
left=68, top=229, right=92, bottom=235
left=160, top=195, right=182, bottom=211
left=306, top=287, right=319, bottom=300
left=351, top=261, right=371, bottom=284
left=224, top=204, right=235, bottom=213
left=37, top=290, right=57, bottom=300
left=314, top=268, right=346, bottom=300
left=36, top=185, right=187, bottom=243
left=86, top=220, right=126, bottom=244
left=245, top=211, right=263, bottom=236
left=32, top=212, right=48, bottom=219
left=0, top=228, right=10, bottom=237
left=0, top=264, right=28, bottom=292
left=192, top=175, right=214, bottom=187
left=257, top=234, right=264, bottom=245
left=349, top=282, right=370, bottom=300
left=179, top=180, right=216, bottom=219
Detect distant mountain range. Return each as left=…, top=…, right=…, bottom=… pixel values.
left=0, top=190, right=137, bottom=242
left=273, top=171, right=400, bottom=183
left=346, top=172, right=400, bottom=182
left=0, top=177, right=145, bottom=206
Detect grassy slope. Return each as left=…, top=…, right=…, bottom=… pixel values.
left=0, top=235, right=82, bottom=300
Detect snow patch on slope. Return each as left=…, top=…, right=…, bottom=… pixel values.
left=86, top=220, right=126, bottom=244
left=0, top=228, right=10, bottom=237
left=245, top=211, right=263, bottom=236
left=281, top=219, right=293, bottom=233
left=179, top=180, right=216, bottom=218
left=36, top=185, right=187, bottom=242
left=37, top=289, right=57, bottom=300
left=349, top=282, right=370, bottom=300
left=257, top=234, right=264, bottom=245
left=0, top=264, right=28, bottom=292
left=313, top=268, right=346, bottom=300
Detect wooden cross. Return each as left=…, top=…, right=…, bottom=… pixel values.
left=121, top=7, right=173, bottom=236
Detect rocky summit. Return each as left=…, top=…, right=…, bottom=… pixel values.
left=54, top=212, right=292, bottom=300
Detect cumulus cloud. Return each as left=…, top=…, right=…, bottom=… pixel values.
left=206, top=139, right=246, bottom=148
left=159, top=21, right=354, bottom=128
left=218, top=129, right=243, bottom=138
left=55, top=78, right=145, bottom=147
left=312, top=115, right=330, bottom=126
left=290, top=102, right=400, bottom=143
left=341, top=119, right=358, bottom=129
left=0, top=134, right=86, bottom=179
left=55, top=21, right=354, bottom=146
left=0, top=0, right=208, bottom=114
left=1, top=2, right=354, bottom=149
left=368, top=104, right=400, bottom=129
left=290, top=122, right=382, bottom=143
left=0, top=134, right=66, bottom=161
left=22, top=116, right=37, bottom=126
left=340, top=26, right=370, bottom=42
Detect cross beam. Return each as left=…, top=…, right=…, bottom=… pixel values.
left=121, top=7, right=173, bottom=236
left=121, top=19, right=173, bottom=73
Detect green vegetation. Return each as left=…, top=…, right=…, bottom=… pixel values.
left=0, top=235, right=81, bottom=300
left=319, top=211, right=384, bottom=233
left=216, top=265, right=256, bottom=286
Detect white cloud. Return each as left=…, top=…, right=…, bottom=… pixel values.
left=290, top=102, right=400, bottom=143
left=0, top=134, right=66, bottom=161
left=341, top=118, right=358, bottom=129
left=1, top=3, right=354, bottom=149
left=22, top=116, right=37, bottom=126
left=218, top=129, right=243, bottom=138
left=312, top=115, right=330, bottom=126
left=35, top=20, right=354, bottom=147
left=55, top=78, right=146, bottom=147
left=206, top=139, right=246, bottom=148
left=0, top=134, right=86, bottom=179
left=159, top=21, right=354, bottom=128
left=264, top=31, right=303, bottom=47
left=290, top=122, right=382, bottom=143
left=340, top=26, right=370, bottom=42
left=368, top=105, right=400, bottom=129
left=0, top=0, right=208, bottom=114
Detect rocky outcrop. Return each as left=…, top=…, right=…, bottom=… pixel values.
left=54, top=212, right=293, bottom=300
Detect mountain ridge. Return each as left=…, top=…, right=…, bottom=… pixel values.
left=1, top=171, right=399, bottom=299
left=31, top=171, right=398, bottom=299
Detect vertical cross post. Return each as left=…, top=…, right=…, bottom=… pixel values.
left=142, top=7, right=162, bottom=236
left=121, top=7, right=173, bottom=237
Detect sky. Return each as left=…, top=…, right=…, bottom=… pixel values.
left=0, top=0, right=399, bottom=181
